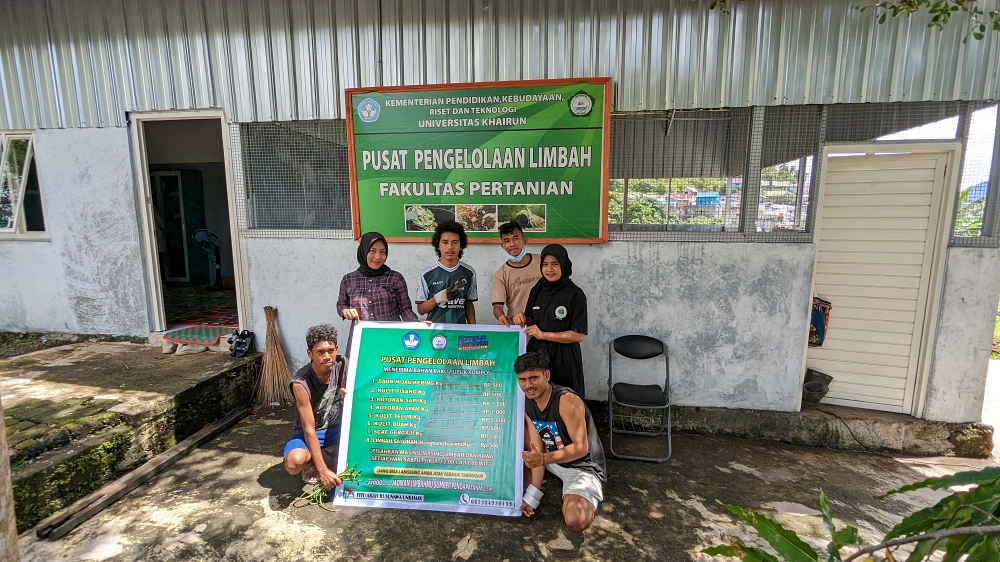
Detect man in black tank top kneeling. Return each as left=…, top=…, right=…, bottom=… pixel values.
left=516, top=351, right=606, bottom=532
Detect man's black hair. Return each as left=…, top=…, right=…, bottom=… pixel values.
left=498, top=220, right=524, bottom=238
left=514, top=351, right=549, bottom=374
left=306, top=324, right=339, bottom=350
left=432, top=220, right=468, bottom=258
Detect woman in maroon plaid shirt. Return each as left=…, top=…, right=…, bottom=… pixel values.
left=338, top=232, right=420, bottom=322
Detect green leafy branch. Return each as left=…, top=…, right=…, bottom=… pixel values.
left=705, top=467, right=1000, bottom=562
left=858, top=0, right=1000, bottom=41
left=293, top=464, right=363, bottom=511
left=702, top=1, right=999, bottom=41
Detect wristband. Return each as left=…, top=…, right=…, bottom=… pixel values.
left=523, top=484, right=543, bottom=508
left=435, top=289, right=449, bottom=305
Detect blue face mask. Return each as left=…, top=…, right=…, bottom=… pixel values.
left=505, top=247, right=528, bottom=263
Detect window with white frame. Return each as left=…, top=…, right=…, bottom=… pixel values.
left=0, top=133, right=45, bottom=235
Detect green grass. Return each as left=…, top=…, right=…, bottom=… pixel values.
left=993, top=305, right=1000, bottom=359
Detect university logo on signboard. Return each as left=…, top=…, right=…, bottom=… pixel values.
left=358, top=98, right=380, bottom=122
left=432, top=334, right=448, bottom=350
left=569, top=92, right=594, bottom=116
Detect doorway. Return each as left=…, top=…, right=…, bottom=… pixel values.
left=806, top=143, right=960, bottom=415
left=133, top=113, right=246, bottom=333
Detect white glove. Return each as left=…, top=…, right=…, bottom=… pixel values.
left=435, top=289, right=450, bottom=305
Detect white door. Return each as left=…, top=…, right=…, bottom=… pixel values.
left=807, top=144, right=959, bottom=414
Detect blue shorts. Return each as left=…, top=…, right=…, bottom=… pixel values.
left=283, top=426, right=342, bottom=458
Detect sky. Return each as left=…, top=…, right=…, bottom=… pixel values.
left=878, top=104, right=997, bottom=190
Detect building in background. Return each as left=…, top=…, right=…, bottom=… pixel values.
left=1, top=0, right=999, bottom=424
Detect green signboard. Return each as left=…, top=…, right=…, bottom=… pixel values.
left=333, top=322, right=526, bottom=516
left=346, top=78, right=611, bottom=243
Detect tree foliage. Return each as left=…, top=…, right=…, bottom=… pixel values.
left=705, top=467, right=1000, bottom=562
left=706, top=0, right=999, bottom=41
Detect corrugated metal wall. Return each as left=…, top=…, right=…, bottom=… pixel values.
left=1, top=0, right=998, bottom=129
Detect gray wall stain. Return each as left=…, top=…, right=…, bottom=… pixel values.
left=0, top=128, right=149, bottom=336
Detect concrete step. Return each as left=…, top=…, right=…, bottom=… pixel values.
left=11, top=426, right=134, bottom=534
left=592, top=401, right=994, bottom=458
left=2, top=343, right=262, bottom=532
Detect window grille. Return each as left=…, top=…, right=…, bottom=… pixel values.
left=237, top=121, right=353, bottom=235
left=227, top=100, right=1000, bottom=246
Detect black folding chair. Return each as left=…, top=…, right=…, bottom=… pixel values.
left=608, top=335, right=672, bottom=462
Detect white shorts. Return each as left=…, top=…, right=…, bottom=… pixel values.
left=545, top=463, right=603, bottom=509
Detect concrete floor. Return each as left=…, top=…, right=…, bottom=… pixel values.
left=18, top=406, right=997, bottom=562
left=981, top=359, right=1000, bottom=462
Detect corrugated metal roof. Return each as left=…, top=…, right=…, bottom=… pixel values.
left=1, top=0, right=998, bottom=129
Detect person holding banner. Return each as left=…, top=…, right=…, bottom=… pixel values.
left=492, top=221, right=541, bottom=327
left=338, top=232, right=419, bottom=322
left=513, top=244, right=588, bottom=396
left=284, top=324, right=347, bottom=488
left=415, top=221, right=478, bottom=324
left=516, top=351, right=606, bottom=532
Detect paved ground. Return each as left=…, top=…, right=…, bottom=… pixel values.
left=18, top=406, right=996, bottom=562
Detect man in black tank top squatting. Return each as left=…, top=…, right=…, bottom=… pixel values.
left=283, top=324, right=347, bottom=489
left=516, top=351, right=606, bottom=532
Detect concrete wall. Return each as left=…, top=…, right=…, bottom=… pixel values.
left=246, top=238, right=815, bottom=410
left=0, top=128, right=148, bottom=336
left=923, top=247, right=1000, bottom=423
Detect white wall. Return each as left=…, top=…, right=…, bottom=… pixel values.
left=246, top=238, right=815, bottom=410
left=0, top=128, right=149, bottom=335
left=923, top=247, right=1000, bottom=423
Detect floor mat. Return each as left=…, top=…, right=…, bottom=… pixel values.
left=162, top=325, right=238, bottom=345
left=164, top=286, right=239, bottom=325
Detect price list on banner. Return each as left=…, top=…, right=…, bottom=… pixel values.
left=334, top=322, right=526, bottom=516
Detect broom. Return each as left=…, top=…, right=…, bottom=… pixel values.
left=257, top=305, right=293, bottom=406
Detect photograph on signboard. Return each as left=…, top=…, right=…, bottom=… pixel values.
left=346, top=77, right=611, bottom=243
left=456, top=204, right=498, bottom=232
left=333, top=322, right=526, bottom=516
left=497, top=204, right=546, bottom=232
left=404, top=204, right=456, bottom=232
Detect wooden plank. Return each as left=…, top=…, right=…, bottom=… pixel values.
left=814, top=283, right=920, bottom=300
left=817, top=370, right=908, bottom=389
left=807, top=358, right=909, bottom=378
left=816, top=274, right=921, bottom=289
left=822, top=193, right=933, bottom=207
left=831, top=306, right=918, bottom=323
left=820, top=206, right=931, bottom=219
left=817, top=296, right=918, bottom=312
left=828, top=381, right=907, bottom=401
left=815, top=262, right=924, bottom=276
left=818, top=338, right=913, bottom=358
left=821, top=396, right=905, bottom=413
left=36, top=408, right=251, bottom=540
left=827, top=156, right=943, bottom=171
left=817, top=240, right=927, bottom=254
left=816, top=181, right=935, bottom=195
left=816, top=251, right=925, bottom=265
left=824, top=168, right=941, bottom=183
left=817, top=217, right=932, bottom=231
left=827, top=316, right=916, bottom=334
left=808, top=347, right=911, bottom=368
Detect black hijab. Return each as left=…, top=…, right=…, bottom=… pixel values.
left=357, top=232, right=390, bottom=277
left=536, top=244, right=573, bottom=296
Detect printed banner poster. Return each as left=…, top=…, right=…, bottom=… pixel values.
left=346, top=78, right=611, bottom=242
left=334, top=322, right=527, bottom=516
